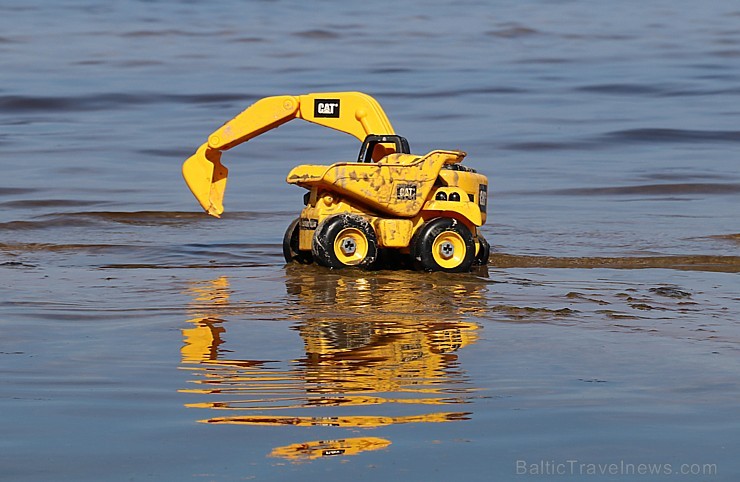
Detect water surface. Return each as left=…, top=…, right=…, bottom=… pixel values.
left=1, top=0, right=739, bottom=480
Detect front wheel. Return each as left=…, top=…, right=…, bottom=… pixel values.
left=412, top=218, right=475, bottom=272
left=312, top=214, right=378, bottom=269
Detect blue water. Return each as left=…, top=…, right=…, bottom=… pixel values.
left=1, top=0, right=739, bottom=480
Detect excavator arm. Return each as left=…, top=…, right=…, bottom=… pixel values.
left=182, top=92, right=395, bottom=217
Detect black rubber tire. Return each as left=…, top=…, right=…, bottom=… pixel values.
left=312, top=214, right=378, bottom=269
left=474, top=232, right=490, bottom=266
left=411, top=218, right=475, bottom=272
left=282, top=218, right=313, bottom=264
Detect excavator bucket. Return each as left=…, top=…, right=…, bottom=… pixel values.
left=182, top=143, right=228, bottom=217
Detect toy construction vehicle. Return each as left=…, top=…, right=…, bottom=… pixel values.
left=183, top=92, right=489, bottom=272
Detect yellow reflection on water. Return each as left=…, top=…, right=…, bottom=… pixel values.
left=181, top=276, right=230, bottom=364
left=180, top=267, right=487, bottom=460
left=269, top=437, right=391, bottom=461
left=204, top=412, right=470, bottom=427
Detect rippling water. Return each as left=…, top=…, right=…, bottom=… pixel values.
left=2, top=0, right=739, bottom=480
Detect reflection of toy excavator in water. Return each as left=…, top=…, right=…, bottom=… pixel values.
left=183, top=92, right=490, bottom=272
left=180, top=271, right=483, bottom=460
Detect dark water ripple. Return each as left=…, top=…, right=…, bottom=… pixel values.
left=137, top=148, right=194, bottom=158
left=604, top=128, right=740, bottom=144
left=501, top=140, right=595, bottom=151
left=639, top=172, right=729, bottom=181
left=0, top=199, right=112, bottom=209
left=485, top=24, right=638, bottom=41
left=120, top=29, right=223, bottom=38
left=536, top=183, right=740, bottom=196
left=485, top=25, right=541, bottom=38
left=0, top=218, right=102, bottom=231
left=0, top=187, right=38, bottom=196
left=503, top=128, right=740, bottom=151
left=0, top=93, right=254, bottom=113
left=292, top=29, right=342, bottom=40
left=0, top=211, right=278, bottom=231
left=378, top=86, right=529, bottom=99
left=576, top=83, right=740, bottom=97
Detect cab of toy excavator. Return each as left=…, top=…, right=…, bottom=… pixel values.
left=357, top=135, right=411, bottom=163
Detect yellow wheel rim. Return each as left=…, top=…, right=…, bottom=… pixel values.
left=432, top=231, right=467, bottom=269
left=333, top=227, right=369, bottom=265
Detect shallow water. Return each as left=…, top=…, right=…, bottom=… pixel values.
left=1, top=0, right=739, bottom=480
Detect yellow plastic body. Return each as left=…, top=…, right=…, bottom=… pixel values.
left=289, top=149, right=488, bottom=253
left=182, top=92, right=395, bottom=217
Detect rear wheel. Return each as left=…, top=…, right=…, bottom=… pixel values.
left=412, top=218, right=475, bottom=272
left=283, top=218, right=313, bottom=264
left=312, top=214, right=378, bottom=269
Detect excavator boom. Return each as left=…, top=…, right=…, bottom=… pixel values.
left=182, top=92, right=395, bottom=217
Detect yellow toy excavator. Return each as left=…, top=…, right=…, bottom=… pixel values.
left=182, top=92, right=489, bottom=272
